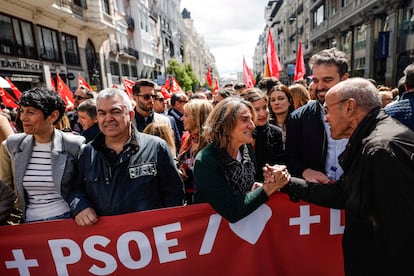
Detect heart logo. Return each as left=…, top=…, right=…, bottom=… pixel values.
left=229, top=204, right=272, bottom=244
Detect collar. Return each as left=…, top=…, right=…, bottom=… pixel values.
left=339, top=107, right=381, bottom=171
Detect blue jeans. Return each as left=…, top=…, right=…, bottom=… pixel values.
left=29, top=212, right=71, bottom=223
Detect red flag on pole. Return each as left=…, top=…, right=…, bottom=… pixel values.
left=0, top=87, right=19, bottom=108
left=50, top=77, right=56, bottom=91
left=213, top=78, right=219, bottom=95
left=4, top=77, right=22, bottom=101
left=265, top=29, right=282, bottom=79
left=78, top=73, right=92, bottom=91
left=243, top=56, right=256, bottom=88
left=122, top=77, right=135, bottom=96
left=294, top=42, right=306, bottom=81
left=56, top=74, right=74, bottom=110
left=206, top=66, right=213, bottom=87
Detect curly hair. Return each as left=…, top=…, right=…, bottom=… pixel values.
left=19, top=87, right=66, bottom=124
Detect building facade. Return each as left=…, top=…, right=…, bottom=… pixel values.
left=259, top=0, right=411, bottom=86
left=0, top=0, right=217, bottom=95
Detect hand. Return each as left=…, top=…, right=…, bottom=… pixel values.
left=262, top=164, right=290, bottom=196
left=251, top=182, right=263, bottom=191
left=74, top=207, right=98, bottom=226
left=302, top=168, right=329, bottom=184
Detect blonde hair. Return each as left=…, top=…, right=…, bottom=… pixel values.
left=54, top=113, right=72, bottom=132
left=179, top=99, right=213, bottom=155
left=289, top=83, right=311, bottom=110
left=143, top=122, right=176, bottom=157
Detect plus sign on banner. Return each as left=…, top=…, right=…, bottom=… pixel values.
left=0, top=194, right=345, bottom=275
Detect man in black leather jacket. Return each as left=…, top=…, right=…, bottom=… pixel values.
left=67, top=88, right=184, bottom=226
left=265, top=78, right=414, bottom=275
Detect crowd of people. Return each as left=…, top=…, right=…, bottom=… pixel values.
left=0, top=47, right=413, bottom=275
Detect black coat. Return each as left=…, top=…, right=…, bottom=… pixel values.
left=285, top=100, right=327, bottom=177
left=286, top=108, right=414, bottom=275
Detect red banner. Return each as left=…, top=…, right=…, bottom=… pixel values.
left=78, top=73, right=93, bottom=91
left=56, top=74, right=74, bottom=110
left=122, top=77, right=135, bottom=96
left=0, top=194, right=344, bottom=276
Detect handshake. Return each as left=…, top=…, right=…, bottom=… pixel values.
left=260, top=164, right=291, bottom=197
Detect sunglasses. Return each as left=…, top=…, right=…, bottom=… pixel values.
left=73, top=95, right=85, bottom=101
left=136, top=94, right=157, bottom=101
left=156, top=97, right=165, bottom=102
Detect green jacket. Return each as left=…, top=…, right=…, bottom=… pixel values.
left=194, top=143, right=269, bottom=223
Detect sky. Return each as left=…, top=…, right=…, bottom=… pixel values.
left=180, top=0, right=268, bottom=79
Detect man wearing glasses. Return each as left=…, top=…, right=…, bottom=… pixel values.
left=268, top=78, right=414, bottom=275
left=286, top=48, right=349, bottom=184
left=67, top=86, right=96, bottom=133
left=132, top=79, right=181, bottom=153
left=132, top=79, right=171, bottom=131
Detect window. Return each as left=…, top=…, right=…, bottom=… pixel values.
left=313, top=5, right=324, bottom=27
left=131, top=65, right=138, bottom=77
left=121, top=64, right=129, bottom=76
left=0, top=14, right=36, bottom=58
left=62, top=33, right=80, bottom=65
left=37, top=26, right=61, bottom=62
left=110, top=61, right=119, bottom=75
left=102, top=0, right=110, bottom=14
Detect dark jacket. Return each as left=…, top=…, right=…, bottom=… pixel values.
left=80, top=123, right=100, bottom=143
left=385, top=91, right=414, bottom=131
left=285, top=100, right=327, bottom=177
left=253, top=123, right=285, bottom=181
left=285, top=108, right=414, bottom=275
left=168, top=108, right=184, bottom=136
left=67, top=127, right=184, bottom=217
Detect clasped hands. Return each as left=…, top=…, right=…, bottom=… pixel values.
left=261, top=164, right=290, bottom=196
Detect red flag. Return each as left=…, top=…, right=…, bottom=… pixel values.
left=160, top=87, right=172, bottom=99
left=294, top=42, right=306, bottom=81
left=50, top=77, right=56, bottom=91
left=163, top=76, right=183, bottom=93
left=122, top=77, right=135, bottom=96
left=4, top=77, right=22, bottom=100
left=243, top=56, right=256, bottom=88
left=56, top=74, right=74, bottom=110
left=206, top=66, right=213, bottom=87
left=265, top=29, right=282, bottom=79
left=213, top=78, right=219, bottom=95
left=0, top=87, right=19, bottom=108
left=78, top=73, right=92, bottom=91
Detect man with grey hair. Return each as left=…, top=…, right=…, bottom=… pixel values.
left=266, top=78, right=414, bottom=275
left=67, top=88, right=184, bottom=226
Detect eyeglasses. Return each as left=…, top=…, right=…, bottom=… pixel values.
left=136, top=94, right=157, bottom=101
left=323, top=98, right=349, bottom=114
left=156, top=97, right=165, bottom=102
left=178, top=100, right=188, bottom=103
left=73, top=95, right=85, bottom=101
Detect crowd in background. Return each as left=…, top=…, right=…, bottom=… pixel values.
left=0, top=47, right=413, bottom=275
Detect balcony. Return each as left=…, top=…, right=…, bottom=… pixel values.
left=54, top=0, right=84, bottom=17
left=121, top=47, right=139, bottom=60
